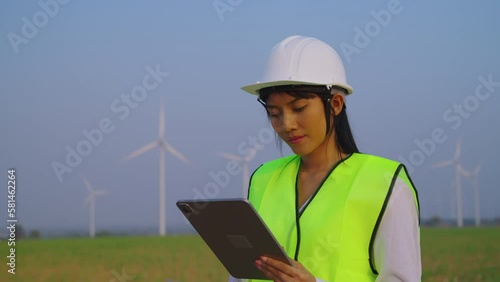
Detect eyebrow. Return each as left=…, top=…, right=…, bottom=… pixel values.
left=265, top=97, right=304, bottom=109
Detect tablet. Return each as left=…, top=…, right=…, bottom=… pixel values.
left=176, top=198, right=293, bottom=279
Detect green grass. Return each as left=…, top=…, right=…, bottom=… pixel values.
left=1, top=227, right=499, bottom=281
left=421, top=228, right=500, bottom=281
left=1, top=235, right=227, bottom=282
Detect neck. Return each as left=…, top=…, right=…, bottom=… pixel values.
left=300, top=134, right=347, bottom=172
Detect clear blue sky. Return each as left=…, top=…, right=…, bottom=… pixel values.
left=1, top=0, right=499, bottom=235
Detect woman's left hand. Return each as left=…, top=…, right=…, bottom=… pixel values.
left=255, top=256, right=316, bottom=282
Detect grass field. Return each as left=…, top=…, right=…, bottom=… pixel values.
left=1, top=227, right=499, bottom=282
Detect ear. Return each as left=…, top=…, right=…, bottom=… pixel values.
left=329, top=92, right=345, bottom=116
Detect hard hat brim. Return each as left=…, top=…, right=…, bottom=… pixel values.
left=241, top=80, right=353, bottom=96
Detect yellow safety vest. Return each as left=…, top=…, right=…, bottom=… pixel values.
left=247, top=153, right=419, bottom=281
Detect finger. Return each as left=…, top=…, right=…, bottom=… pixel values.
left=291, top=260, right=304, bottom=269
left=261, top=256, right=297, bottom=276
left=257, top=266, right=281, bottom=281
left=256, top=259, right=289, bottom=282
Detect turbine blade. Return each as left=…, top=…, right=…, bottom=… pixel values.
left=94, top=190, right=107, bottom=196
left=458, top=164, right=471, bottom=177
left=83, top=177, right=93, bottom=192
left=165, top=142, right=190, bottom=164
left=83, top=195, right=92, bottom=207
left=159, top=103, right=165, bottom=139
left=122, top=141, right=158, bottom=162
left=244, top=148, right=257, bottom=162
left=218, top=152, right=243, bottom=162
left=454, top=139, right=462, bottom=160
left=475, top=162, right=483, bottom=175
left=432, top=160, right=454, bottom=168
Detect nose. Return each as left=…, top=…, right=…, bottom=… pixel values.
left=279, top=112, right=297, bottom=132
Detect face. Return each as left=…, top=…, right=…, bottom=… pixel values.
left=265, top=92, right=333, bottom=157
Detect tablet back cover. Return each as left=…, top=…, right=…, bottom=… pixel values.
left=176, top=199, right=291, bottom=280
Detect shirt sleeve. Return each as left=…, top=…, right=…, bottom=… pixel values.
left=374, top=178, right=422, bottom=282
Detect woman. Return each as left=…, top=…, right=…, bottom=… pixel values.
left=230, top=35, right=421, bottom=282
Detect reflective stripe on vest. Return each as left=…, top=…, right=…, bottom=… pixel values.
left=247, top=153, right=419, bottom=282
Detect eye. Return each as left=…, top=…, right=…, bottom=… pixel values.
left=293, top=105, right=307, bottom=112
left=267, top=110, right=280, bottom=118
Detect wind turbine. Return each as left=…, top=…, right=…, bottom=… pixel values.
left=432, top=139, right=468, bottom=227
left=464, top=163, right=483, bottom=227
left=122, top=103, right=190, bottom=236
left=218, top=148, right=257, bottom=198
left=83, top=177, right=107, bottom=238
left=448, top=179, right=456, bottom=224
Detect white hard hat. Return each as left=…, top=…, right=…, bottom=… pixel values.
left=241, top=35, right=353, bottom=96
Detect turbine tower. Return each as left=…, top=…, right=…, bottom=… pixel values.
left=218, top=148, right=257, bottom=198
left=122, top=103, right=190, bottom=236
left=433, top=139, right=468, bottom=227
left=464, top=163, right=483, bottom=227
left=83, top=177, right=107, bottom=238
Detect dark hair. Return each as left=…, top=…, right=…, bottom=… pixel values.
left=258, top=85, right=360, bottom=156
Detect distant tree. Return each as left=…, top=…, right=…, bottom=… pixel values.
left=15, top=224, right=25, bottom=239
left=429, top=215, right=441, bottom=227
left=29, top=230, right=41, bottom=239
left=495, top=217, right=500, bottom=226
left=67, top=232, right=84, bottom=238
left=96, top=230, right=112, bottom=237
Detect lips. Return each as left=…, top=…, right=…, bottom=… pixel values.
left=288, top=136, right=304, bottom=144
